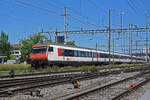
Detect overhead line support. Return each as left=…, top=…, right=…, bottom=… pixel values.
left=108, top=9, right=111, bottom=64
left=48, top=27, right=150, bottom=34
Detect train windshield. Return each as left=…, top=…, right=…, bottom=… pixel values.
left=31, top=46, right=47, bottom=54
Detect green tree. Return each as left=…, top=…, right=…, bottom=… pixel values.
left=20, top=33, right=49, bottom=62
left=66, top=40, right=76, bottom=46
left=0, top=31, right=12, bottom=60
left=9, top=55, right=16, bottom=60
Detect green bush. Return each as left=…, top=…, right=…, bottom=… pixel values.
left=90, top=67, right=99, bottom=72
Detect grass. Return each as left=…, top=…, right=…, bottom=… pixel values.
left=0, top=64, right=31, bottom=71
left=0, top=63, right=146, bottom=76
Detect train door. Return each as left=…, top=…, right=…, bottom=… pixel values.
left=98, top=53, right=101, bottom=62
left=118, top=55, right=121, bottom=62
left=48, top=46, right=55, bottom=60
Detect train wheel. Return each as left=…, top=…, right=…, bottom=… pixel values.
left=42, top=64, right=48, bottom=68
left=31, top=63, right=36, bottom=68
left=59, top=64, right=64, bottom=67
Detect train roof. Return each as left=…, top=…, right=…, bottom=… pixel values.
left=34, top=42, right=130, bottom=56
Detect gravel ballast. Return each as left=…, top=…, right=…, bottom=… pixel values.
left=0, top=72, right=139, bottom=100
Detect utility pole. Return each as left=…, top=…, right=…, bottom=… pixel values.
left=129, top=24, right=133, bottom=63
left=136, top=40, right=137, bottom=63
left=55, top=28, right=58, bottom=43
left=129, top=24, right=131, bottom=62
left=108, top=9, right=111, bottom=64
left=112, top=38, right=114, bottom=64
left=61, top=7, right=68, bottom=44
left=146, top=25, right=148, bottom=62
left=146, top=17, right=149, bottom=62
left=96, top=42, right=98, bottom=62
left=131, top=24, right=133, bottom=63
left=120, top=12, right=124, bottom=53
left=120, top=12, right=124, bottom=32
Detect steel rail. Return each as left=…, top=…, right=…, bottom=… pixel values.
left=0, top=69, right=83, bottom=78
left=0, top=66, right=150, bottom=97
left=0, top=73, right=80, bottom=84
left=0, top=66, right=149, bottom=94
left=64, top=71, right=150, bottom=100
left=0, top=69, right=128, bottom=97
left=112, top=76, right=150, bottom=100
left=0, top=72, right=114, bottom=97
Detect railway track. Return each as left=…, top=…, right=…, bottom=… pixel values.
left=62, top=71, right=150, bottom=100
left=0, top=69, right=125, bottom=97
left=0, top=65, right=147, bottom=90
left=0, top=65, right=150, bottom=98
left=1, top=65, right=146, bottom=84
left=0, top=73, right=87, bottom=95
left=0, top=69, right=83, bottom=79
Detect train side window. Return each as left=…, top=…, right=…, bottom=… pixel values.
left=101, top=53, right=105, bottom=58
left=105, top=54, right=109, bottom=58
left=90, top=52, right=92, bottom=57
left=74, top=50, right=78, bottom=57
left=76, top=51, right=79, bottom=57
left=80, top=51, right=82, bottom=57
left=77, top=51, right=80, bottom=57
left=64, top=49, right=68, bottom=56
left=83, top=51, right=86, bottom=57
left=70, top=50, right=74, bottom=56
left=85, top=52, right=88, bottom=57
left=81, top=51, right=83, bottom=57
left=115, top=55, right=118, bottom=58
left=84, top=52, right=86, bottom=57
left=64, top=49, right=74, bottom=56
left=87, top=52, right=89, bottom=57
left=48, top=47, right=53, bottom=52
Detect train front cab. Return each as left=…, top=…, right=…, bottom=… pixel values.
left=30, top=45, right=53, bottom=68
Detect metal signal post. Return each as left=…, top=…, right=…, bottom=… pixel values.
left=61, top=7, right=68, bottom=44
left=108, top=9, right=111, bottom=64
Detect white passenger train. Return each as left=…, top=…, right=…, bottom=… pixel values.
left=29, top=43, right=145, bottom=68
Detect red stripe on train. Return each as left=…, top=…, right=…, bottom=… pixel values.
left=58, top=48, right=64, bottom=56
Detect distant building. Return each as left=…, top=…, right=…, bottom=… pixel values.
left=0, top=56, right=6, bottom=64
left=11, top=44, right=22, bottom=60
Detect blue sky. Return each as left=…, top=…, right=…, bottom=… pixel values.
left=0, top=0, right=149, bottom=53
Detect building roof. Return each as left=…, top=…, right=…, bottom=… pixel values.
left=12, top=44, right=22, bottom=48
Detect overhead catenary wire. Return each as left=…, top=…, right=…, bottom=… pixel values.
left=39, top=0, right=63, bottom=11
left=87, top=0, right=108, bottom=15
left=15, top=0, right=100, bottom=28
left=0, top=14, right=46, bottom=26
left=14, top=0, right=103, bottom=42
left=69, top=15, right=100, bottom=28
left=129, top=0, right=146, bottom=16
left=137, top=0, right=145, bottom=7
left=127, top=0, right=144, bottom=17
left=87, top=0, right=108, bottom=28
left=16, top=0, right=102, bottom=28
left=15, top=0, right=60, bottom=16
left=51, top=0, right=102, bottom=27
left=39, top=0, right=100, bottom=28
